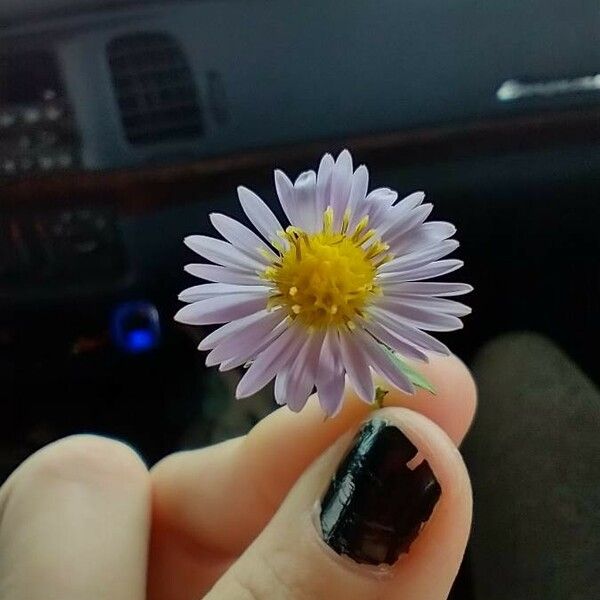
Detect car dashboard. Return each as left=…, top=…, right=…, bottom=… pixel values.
left=2, top=3, right=600, bottom=599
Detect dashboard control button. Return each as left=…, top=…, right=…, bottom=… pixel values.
left=43, top=89, right=58, bottom=101
left=2, top=159, right=17, bottom=174
left=23, top=108, right=41, bottom=124
left=38, top=156, right=54, bottom=170
left=57, top=153, right=73, bottom=168
left=44, top=106, right=63, bottom=121
left=0, top=112, right=16, bottom=127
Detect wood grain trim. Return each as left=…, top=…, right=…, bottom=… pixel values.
left=3, top=107, right=600, bottom=212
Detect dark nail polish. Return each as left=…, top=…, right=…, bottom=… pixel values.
left=320, top=419, right=441, bottom=566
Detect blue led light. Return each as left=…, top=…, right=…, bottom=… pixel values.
left=125, top=329, right=156, bottom=353
left=111, top=301, right=161, bottom=354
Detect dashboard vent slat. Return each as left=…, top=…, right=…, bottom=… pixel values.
left=107, top=32, right=203, bottom=145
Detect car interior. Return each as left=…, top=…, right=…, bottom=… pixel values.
left=1, top=1, right=599, bottom=598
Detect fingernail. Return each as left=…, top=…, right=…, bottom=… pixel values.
left=320, top=419, right=441, bottom=566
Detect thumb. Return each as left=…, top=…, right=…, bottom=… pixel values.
left=205, top=407, right=472, bottom=600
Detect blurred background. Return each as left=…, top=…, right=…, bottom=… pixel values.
left=1, top=1, right=599, bottom=597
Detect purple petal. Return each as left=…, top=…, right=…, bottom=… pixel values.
left=236, top=324, right=308, bottom=398
left=219, top=358, right=242, bottom=371
left=274, top=370, right=289, bottom=406
left=330, top=149, right=353, bottom=227
left=339, top=330, right=374, bottom=404
left=281, top=330, right=325, bottom=412
left=206, top=309, right=288, bottom=365
left=178, top=283, right=269, bottom=303
left=185, top=263, right=263, bottom=286
left=316, top=328, right=343, bottom=377
left=174, top=294, right=267, bottom=325
left=367, top=188, right=398, bottom=208
left=210, top=213, right=276, bottom=263
left=377, top=259, right=464, bottom=284
left=237, top=186, right=284, bottom=245
left=395, top=191, right=425, bottom=209
left=369, top=307, right=450, bottom=355
left=317, top=369, right=345, bottom=417
left=367, top=188, right=398, bottom=204
left=316, top=153, right=335, bottom=216
left=362, top=317, right=429, bottom=362
left=346, top=165, right=369, bottom=228
left=365, top=188, right=398, bottom=229
left=354, top=329, right=414, bottom=394
left=219, top=319, right=289, bottom=371
left=382, top=294, right=472, bottom=317
left=375, top=192, right=424, bottom=235
left=380, top=239, right=459, bottom=274
left=198, top=308, right=283, bottom=350
left=316, top=329, right=346, bottom=416
left=294, top=170, right=318, bottom=232
left=383, top=282, right=473, bottom=297
left=382, top=203, right=434, bottom=246
left=184, top=235, right=264, bottom=272
left=274, top=169, right=298, bottom=226
left=374, top=297, right=464, bottom=332
left=390, top=221, right=456, bottom=255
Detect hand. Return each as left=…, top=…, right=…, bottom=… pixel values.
left=0, top=354, right=476, bottom=599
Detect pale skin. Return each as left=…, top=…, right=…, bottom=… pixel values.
left=0, top=354, right=476, bottom=599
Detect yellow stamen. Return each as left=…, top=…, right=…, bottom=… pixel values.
left=323, top=206, right=334, bottom=233
left=262, top=208, right=393, bottom=328
left=341, top=209, right=352, bottom=235
left=351, top=215, right=370, bottom=241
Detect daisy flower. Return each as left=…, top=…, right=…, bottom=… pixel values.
left=175, top=150, right=471, bottom=416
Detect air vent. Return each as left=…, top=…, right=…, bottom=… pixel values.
left=107, top=32, right=203, bottom=145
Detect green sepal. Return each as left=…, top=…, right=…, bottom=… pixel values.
left=380, top=344, right=437, bottom=395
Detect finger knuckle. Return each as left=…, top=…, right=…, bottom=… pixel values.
left=3, top=434, right=148, bottom=495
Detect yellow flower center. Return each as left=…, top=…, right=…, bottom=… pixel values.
left=263, top=208, right=391, bottom=329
